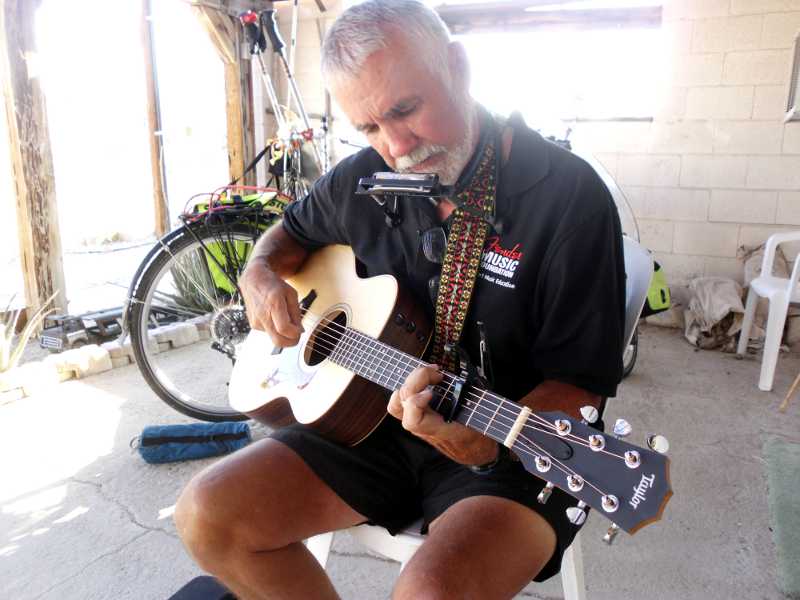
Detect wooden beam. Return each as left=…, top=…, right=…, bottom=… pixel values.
left=1, top=0, right=67, bottom=315
left=193, top=5, right=247, bottom=184
left=141, top=0, right=170, bottom=237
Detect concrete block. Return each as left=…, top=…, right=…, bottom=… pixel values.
left=42, top=354, right=77, bottom=382
left=649, top=121, right=714, bottom=154
left=739, top=225, right=800, bottom=257
left=638, top=219, right=675, bottom=253
left=665, top=0, right=730, bottom=19
left=616, top=154, right=681, bottom=187
left=713, top=121, right=784, bottom=154
left=777, top=191, right=800, bottom=224
left=197, top=329, right=211, bottom=341
left=55, top=344, right=113, bottom=379
left=762, top=12, right=800, bottom=48
left=784, top=124, right=800, bottom=153
left=692, top=16, right=763, bottom=53
left=686, top=86, right=754, bottom=119
left=154, top=323, right=200, bottom=349
left=672, top=53, right=725, bottom=86
left=653, top=252, right=705, bottom=284
left=101, top=339, right=134, bottom=360
left=570, top=122, right=652, bottom=154
left=746, top=156, right=800, bottom=189
left=680, top=155, right=749, bottom=188
left=157, top=342, right=171, bottom=353
left=704, top=257, right=745, bottom=282
left=709, top=190, right=778, bottom=224
left=111, top=356, right=132, bottom=369
left=723, top=50, right=794, bottom=85
left=0, top=387, right=26, bottom=404
left=674, top=222, right=741, bottom=257
left=187, top=315, right=212, bottom=332
left=753, top=85, right=789, bottom=120
left=18, top=361, right=63, bottom=396
left=628, top=187, right=710, bottom=222
left=731, top=0, right=800, bottom=16
left=664, top=20, right=694, bottom=54
left=0, top=366, right=25, bottom=393
left=653, top=86, right=688, bottom=119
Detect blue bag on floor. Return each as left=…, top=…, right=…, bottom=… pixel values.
left=134, top=422, right=251, bottom=464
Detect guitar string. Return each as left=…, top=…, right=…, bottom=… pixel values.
left=301, top=310, right=626, bottom=462
left=284, top=314, right=619, bottom=498
left=307, top=323, right=614, bottom=500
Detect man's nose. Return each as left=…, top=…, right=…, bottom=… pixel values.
left=383, top=122, right=418, bottom=160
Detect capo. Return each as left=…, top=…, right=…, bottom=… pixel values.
left=442, top=343, right=486, bottom=423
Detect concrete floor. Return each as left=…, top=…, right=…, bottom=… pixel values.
left=1, top=325, right=799, bottom=600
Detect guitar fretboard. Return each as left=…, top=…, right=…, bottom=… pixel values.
left=326, top=325, right=516, bottom=447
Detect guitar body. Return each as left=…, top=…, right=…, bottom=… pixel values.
left=230, top=245, right=431, bottom=446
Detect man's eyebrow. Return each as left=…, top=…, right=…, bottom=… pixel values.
left=353, top=96, right=421, bottom=132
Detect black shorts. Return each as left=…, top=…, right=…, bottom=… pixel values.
left=271, top=416, right=583, bottom=582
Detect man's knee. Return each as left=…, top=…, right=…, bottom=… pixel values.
left=392, top=571, right=453, bottom=600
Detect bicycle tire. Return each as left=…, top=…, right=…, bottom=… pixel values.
left=129, top=218, right=275, bottom=421
left=621, top=326, right=639, bottom=379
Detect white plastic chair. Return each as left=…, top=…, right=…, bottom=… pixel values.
left=306, top=237, right=653, bottom=600
left=736, top=231, right=800, bottom=391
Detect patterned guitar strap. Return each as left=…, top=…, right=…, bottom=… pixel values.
left=429, top=115, right=499, bottom=374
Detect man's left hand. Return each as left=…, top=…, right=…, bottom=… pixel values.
left=387, top=365, right=499, bottom=466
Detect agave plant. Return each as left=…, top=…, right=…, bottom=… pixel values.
left=0, top=292, right=57, bottom=373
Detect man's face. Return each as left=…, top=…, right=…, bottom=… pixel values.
left=331, top=36, right=475, bottom=185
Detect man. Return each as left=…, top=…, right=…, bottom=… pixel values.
left=175, top=1, right=625, bottom=598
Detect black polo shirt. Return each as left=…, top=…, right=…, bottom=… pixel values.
left=282, top=112, right=625, bottom=399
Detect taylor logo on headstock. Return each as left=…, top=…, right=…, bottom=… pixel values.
left=629, top=473, right=656, bottom=509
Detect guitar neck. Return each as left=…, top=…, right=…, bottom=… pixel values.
left=328, top=325, right=514, bottom=447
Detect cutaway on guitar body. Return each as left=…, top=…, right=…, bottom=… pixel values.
left=230, top=245, right=432, bottom=446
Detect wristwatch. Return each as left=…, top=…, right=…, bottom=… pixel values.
left=468, top=443, right=509, bottom=475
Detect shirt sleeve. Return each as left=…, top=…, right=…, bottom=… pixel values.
left=530, top=181, right=626, bottom=398
left=281, top=167, right=349, bottom=250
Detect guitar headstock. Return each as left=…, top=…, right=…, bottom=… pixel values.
left=514, top=410, right=672, bottom=538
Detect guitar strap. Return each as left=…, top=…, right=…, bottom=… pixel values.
left=429, top=112, right=500, bottom=373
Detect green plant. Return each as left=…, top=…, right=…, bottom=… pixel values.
left=0, top=292, right=57, bottom=373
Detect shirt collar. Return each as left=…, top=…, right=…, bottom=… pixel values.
left=499, top=111, right=551, bottom=198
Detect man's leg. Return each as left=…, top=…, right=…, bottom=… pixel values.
left=174, top=438, right=366, bottom=600
left=392, top=495, right=558, bottom=600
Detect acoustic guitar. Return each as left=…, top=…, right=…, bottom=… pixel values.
left=229, top=244, right=672, bottom=537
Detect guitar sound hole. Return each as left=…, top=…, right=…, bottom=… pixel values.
left=305, top=310, right=347, bottom=366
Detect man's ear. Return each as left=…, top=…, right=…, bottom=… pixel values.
left=447, top=41, right=470, bottom=92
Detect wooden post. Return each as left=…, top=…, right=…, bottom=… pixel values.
left=192, top=5, right=251, bottom=185
left=141, top=0, right=170, bottom=237
left=1, top=0, right=67, bottom=315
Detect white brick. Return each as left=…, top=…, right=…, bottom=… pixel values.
left=692, top=16, right=763, bottom=53
left=617, top=155, right=681, bottom=186
left=629, top=187, right=710, bottom=221
left=650, top=121, right=714, bottom=154
left=732, top=0, right=800, bottom=15
left=777, top=191, right=800, bottom=223
left=784, top=124, right=800, bottom=152
left=739, top=225, right=800, bottom=257
left=638, top=219, right=675, bottom=252
left=680, top=155, right=750, bottom=188
left=111, top=356, right=132, bottom=369
left=672, top=53, right=725, bottom=86
left=704, top=257, right=745, bottom=282
left=17, top=362, right=62, bottom=397
left=571, top=122, right=652, bottom=154
left=753, top=85, right=791, bottom=119
left=654, top=252, right=706, bottom=284
left=746, top=156, right=800, bottom=188
left=713, top=121, right=784, bottom=154
left=666, top=0, right=731, bottom=19
left=762, top=12, right=800, bottom=48
left=154, top=323, right=201, bottom=348
left=55, top=344, right=113, bottom=379
left=686, top=86, right=754, bottom=119
left=709, top=189, right=778, bottom=223
left=665, top=20, right=694, bottom=54
left=654, top=87, right=688, bottom=119
left=0, top=367, right=24, bottom=393
left=674, top=222, right=740, bottom=257
left=723, top=50, right=794, bottom=85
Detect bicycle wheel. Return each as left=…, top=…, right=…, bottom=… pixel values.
left=128, top=217, right=275, bottom=421
left=621, top=326, right=639, bottom=379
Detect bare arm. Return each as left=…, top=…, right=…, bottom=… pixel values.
left=240, top=224, right=310, bottom=347
left=388, top=368, right=600, bottom=466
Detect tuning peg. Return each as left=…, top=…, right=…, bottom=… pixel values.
left=601, top=494, right=619, bottom=513
left=624, top=450, right=641, bottom=469
left=602, top=523, right=620, bottom=545
left=647, top=434, right=670, bottom=454
left=613, top=418, right=632, bottom=438
left=566, top=501, right=587, bottom=526
left=555, top=419, right=572, bottom=436
left=567, top=474, right=584, bottom=492
left=535, top=456, right=551, bottom=473
left=580, top=405, right=599, bottom=424
left=537, top=482, right=554, bottom=504
left=588, top=434, right=606, bottom=452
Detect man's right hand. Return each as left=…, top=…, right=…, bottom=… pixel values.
left=240, top=258, right=304, bottom=348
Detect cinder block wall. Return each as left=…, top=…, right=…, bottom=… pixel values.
left=575, top=0, right=800, bottom=284
left=276, top=0, right=800, bottom=285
